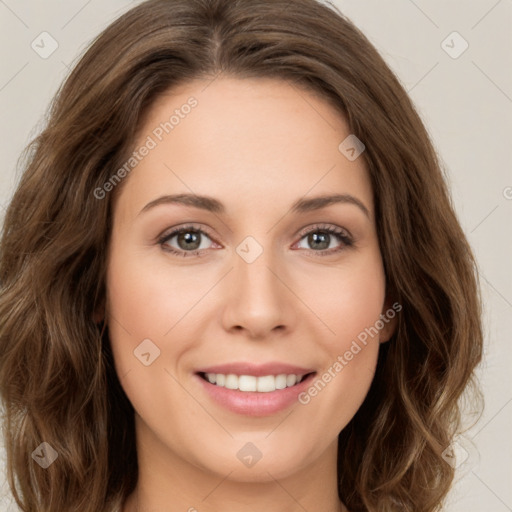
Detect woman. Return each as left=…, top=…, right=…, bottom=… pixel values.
left=0, top=0, right=483, bottom=510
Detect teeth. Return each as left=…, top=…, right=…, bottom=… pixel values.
left=203, top=373, right=306, bottom=392
left=225, top=374, right=238, bottom=390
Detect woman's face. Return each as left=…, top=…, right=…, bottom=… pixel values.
left=106, top=76, right=396, bottom=483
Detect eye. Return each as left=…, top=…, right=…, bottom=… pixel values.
left=158, top=224, right=217, bottom=257
left=294, top=224, right=354, bottom=256
left=158, top=223, right=354, bottom=258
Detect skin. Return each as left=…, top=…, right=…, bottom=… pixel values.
left=104, top=76, right=397, bottom=512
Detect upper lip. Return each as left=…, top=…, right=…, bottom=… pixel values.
left=195, top=362, right=316, bottom=377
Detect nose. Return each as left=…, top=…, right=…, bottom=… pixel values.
left=220, top=243, right=297, bottom=339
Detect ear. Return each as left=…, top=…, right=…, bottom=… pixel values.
left=379, top=295, right=399, bottom=344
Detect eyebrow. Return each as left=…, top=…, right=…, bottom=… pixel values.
left=138, top=192, right=370, bottom=218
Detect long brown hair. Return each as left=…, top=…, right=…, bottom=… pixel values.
left=0, top=0, right=483, bottom=510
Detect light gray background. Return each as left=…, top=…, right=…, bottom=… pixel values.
left=0, top=1, right=511, bottom=511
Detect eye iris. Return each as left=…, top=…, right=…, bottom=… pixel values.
left=178, top=231, right=201, bottom=250
left=309, top=232, right=329, bottom=250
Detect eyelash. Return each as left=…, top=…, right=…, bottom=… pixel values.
left=157, top=223, right=354, bottom=258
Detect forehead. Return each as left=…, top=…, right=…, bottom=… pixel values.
left=116, top=76, right=373, bottom=221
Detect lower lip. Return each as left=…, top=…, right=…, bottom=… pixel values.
left=194, top=373, right=316, bottom=416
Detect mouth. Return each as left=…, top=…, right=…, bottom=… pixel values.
left=194, top=370, right=317, bottom=416
left=197, top=371, right=316, bottom=392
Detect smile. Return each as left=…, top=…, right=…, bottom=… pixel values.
left=194, top=370, right=317, bottom=416
left=199, top=372, right=311, bottom=392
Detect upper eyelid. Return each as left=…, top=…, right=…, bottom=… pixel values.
left=296, top=223, right=352, bottom=239
left=158, top=223, right=215, bottom=242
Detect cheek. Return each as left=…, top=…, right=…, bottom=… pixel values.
left=107, top=267, right=175, bottom=339
left=105, top=244, right=210, bottom=345
left=104, top=248, right=199, bottom=427
left=299, top=247, right=386, bottom=350
left=104, top=241, right=224, bottom=416
left=294, top=250, right=385, bottom=425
